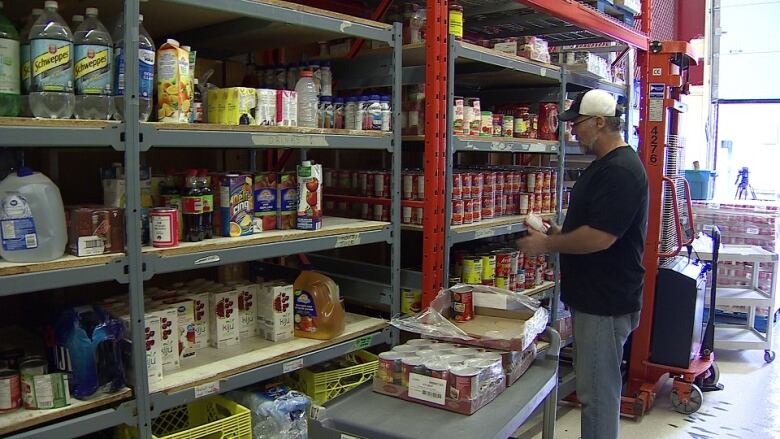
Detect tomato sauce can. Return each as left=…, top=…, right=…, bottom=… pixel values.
left=413, top=207, right=424, bottom=225
left=461, top=172, right=472, bottom=199
left=495, top=250, right=513, bottom=277
left=151, top=207, right=179, bottom=248
left=402, top=206, right=412, bottom=224
left=452, top=287, right=474, bottom=322
left=449, top=366, right=480, bottom=400
left=463, top=199, right=474, bottom=224
left=402, top=356, right=427, bottom=387
left=495, top=172, right=505, bottom=193
left=472, top=198, right=482, bottom=222
left=483, top=172, right=496, bottom=195
left=542, top=192, right=551, bottom=213
left=452, top=200, right=464, bottom=225
left=378, top=352, right=403, bottom=384
left=402, top=172, right=414, bottom=200
left=452, top=172, right=463, bottom=200
left=525, top=268, right=536, bottom=289
left=496, top=193, right=507, bottom=217
left=535, top=171, right=545, bottom=194
left=544, top=170, right=552, bottom=192
left=519, top=193, right=530, bottom=215
left=481, top=194, right=495, bottom=220
left=471, top=172, right=483, bottom=199
left=425, top=361, right=451, bottom=383
left=0, top=369, right=21, bottom=412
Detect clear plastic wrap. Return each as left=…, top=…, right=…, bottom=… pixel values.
left=226, top=385, right=311, bottom=439
left=390, top=284, right=548, bottom=346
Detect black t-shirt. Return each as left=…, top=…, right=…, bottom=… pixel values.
left=560, top=145, right=649, bottom=316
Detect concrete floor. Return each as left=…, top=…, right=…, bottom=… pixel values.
left=531, top=332, right=780, bottom=439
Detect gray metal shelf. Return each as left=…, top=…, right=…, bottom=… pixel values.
left=311, top=328, right=561, bottom=439
left=0, top=255, right=128, bottom=296
left=449, top=213, right=557, bottom=244
left=454, top=136, right=560, bottom=153
left=149, top=327, right=391, bottom=416
left=453, top=41, right=563, bottom=82
left=0, top=118, right=124, bottom=149
left=140, top=123, right=394, bottom=151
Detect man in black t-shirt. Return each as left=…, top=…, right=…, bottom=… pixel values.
left=517, top=90, right=648, bottom=439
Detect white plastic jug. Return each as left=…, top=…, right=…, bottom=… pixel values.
left=0, top=168, right=67, bottom=263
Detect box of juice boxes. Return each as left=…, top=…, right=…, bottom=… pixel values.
left=236, top=283, right=259, bottom=337
left=119, top=312, right=163, bottom=385
left=220, top=174, right=254, bottom=237
left=209, top=287, right=240, bottom=348
left=186, top=289, right=211, bottom=350
left=157, top=297, right=197, bottom=360
left=224, top=87, right=257, bottom=125
left=257, top=281, right=294, bottom=341
left=156, top=39, right=191, bottom=123
left=254, top=172, right=278, bottom=232
left=297, top=161, right=323, bottom=230
left=278, top=172, right=298, bottom=230
left=148, top=304, right=180, bottom=372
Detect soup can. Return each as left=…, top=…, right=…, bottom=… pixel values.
left=452, top=172, right=463, bottom=200
left=449, top=366, right=480, bottom=401
left=378, top=352, right=403, bottom=384
left=452, top=287, right=474, bottom=322
left=0, top=369, right=21, bottom=412
left=151, top=207, right=179, bottom=248
left=452, top=200, right=464, bottom=226
left=461, top=172, right=473, bottom=200
left=402, top=356, right=427, bottom=387
left=462, top=257, right=482, bottom=284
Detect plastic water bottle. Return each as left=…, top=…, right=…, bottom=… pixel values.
left=0, top=167, right=67, bottom=263
left=295, top=70, right=317, bottom=128
left=0, top=1, right=20, bottom=117
left=19, top=8, right=42, bottom=117
left=320, top=61, right=332, bottom=97
left=29, top=1, right=74, bottom=119
left=71, top=14, right=83, bottom=28
left=113, top=14, right=155, bottom=121
left=380, top=95, right=391, bottom=131
left=73, top=8, right=112, bottom=120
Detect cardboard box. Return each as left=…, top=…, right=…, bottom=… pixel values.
left=257, top=282, right=294, bottom=341
left=236, top=283, right=259, bottom=336
left=255, top=89, right=277, bottom=126
left=503, top=344, right=537, bottom=386
left=156, top=39, right=191, bottom=123
left=210, top=288, right=240, bottom=348
left=276, top=90, right=298, bottom=127
left=185, top=291, right=211, bottom=350
left=253, top=172, right=278, bottom=232
left=441, top=307, right=548, bottom=352
left=67, top=206, right=125, bottom=256
left=119, top=312, right=163, bottom=385
left=158, top=298, right=197, bottom=359
left=372, top=374, right=505, bottom=415
left=148, top=305, right=180, bottom=372
left=224, top=87, right=257, bottom=125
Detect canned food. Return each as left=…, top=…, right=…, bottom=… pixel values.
left=338, top=170, right=351, bottom=189
left=401, top=356, right=427, bottom=386
left=452, top=287, right=474, bottom=322
left=471, top=173, right=483, bottom=198
left=526, top=172, right=536, bottom=194
left=452, top=172, right=463, bottom=200
left=544, top=170, right=552, bottom=192
left=529, top=114, right=539, bottom=138
left=424, top=361, right=450, bottom=381
left=502, top=115, right=514, bottom=137
left=495, top=172, right=505, bottom=193
left=514, top=112, right=530, bottom=138
left=481, top=194, right=495, bottom=220
left=449, top=366, right=480, bottom=400
left=374, top=172, right=391, bottom=198
left=545, top=269, right=555, bottom=282
left=527, top=193, right=536, bottom=215
left=452, top=200, right=464, bottom=225
left=373, top=204, right=383, bottom=221
left=483, top=172, right=496, bottom=194
left=510, top=250, right=520, bottom=274
left=480, top=253, right=496, bottom=284
left=351, top=171, right=360, bottom=191
left=492, top=114, right=503, bottom=136
left=360, top=171, right=374, bottom=196
left=551, top=171, right=558, bottom=192
left=378, top=352, right=403, bottom=384
left=401, top=288, right=422, bottom=314
left=463, top=106, right=474, bottom=137
left=496, top=194, right=507, bottom=217
left=533, top=196, right=542, bottom=213
left=535, top=171, right=544, bottom=195
left=461, top=173, right=472, bottom=199
left=495, top=275, right=511, bottom=290
left=473, top=198, right=482, bottom=222
left=463, top=199, right=473, bottom=224
left=515, top=272, right=526, bottom=291
left=495, top=250, right=513, bottom=277
left=449, top=277, right=462, bottom=287
left=361, top=203, right=371, bottom=220
left=151, top=207, right=179, bottom=248
left=462, top=257, right=482, bottom=284
left=525, top=268, right=535, bottom=289
left=542, top=192, right=552, bottom=213
left=413, top=207, right=424, bottom=225
left=480, top=111, right=492, bottom=137
left=453, top=96, right=465, bottom=135
left=324, top=169, right=336, bottom=188
left=439, top=354, right=467, bottom=366
left=402, top=172, right=415, bottom=200
left=0, top=348, right=24, bottom=370
left=393, top=345, right=418, bottom=354
left=402, top=206, right=412, bottom=224
left=416, top=173, right=425, bottom=200
left=0, top=369, right=21, bottom=412
left=468, top=98, right=481, bottom=135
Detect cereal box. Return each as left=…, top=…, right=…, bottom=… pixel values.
left=148, top=305, right=179, bottom=372
left=297, top=161, right=323, bottom=230
left=156, top=39, right=191, bottom=123
left=220, top=174, right=254, bottom=237
left=119, top=312, right=163, bottom=385
left=158, top=298, right=197, bottom=359
left=257, top=282, right=294, bottom=341
left=236, top=283, right=259, bottom=336
left=209, top=287, right=240, bottom=348
left=224, top=87, right=257, bottom=125
left=253, top=172, right=277, bottom=232
left=277, top=172, right=298, bottom=230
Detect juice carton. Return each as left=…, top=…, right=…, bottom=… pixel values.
left=296, top=161, right=323, bottom=230
left=224, top=87, right=257, bottom=125
left=254, top=172, right=278, bottom=232
left=119, top=313, right=163, bottom=385
left=209, top=287, right=240, bottom=348
left=220, top=174, right=254, bottom=237
left=236, top=283, right=259, bottom=336
left=185, top=290, right=211, bottom=350
left=158, top=298, right=197, bottom=359
left=255, top=89, right=277, bottom=126
left=217, top=88, right=228, bottom=124
left=148, top=305, right=180, bottom=372
left=207, top=87, right=220, bottom=123
left=257, top=281, right=294, bottom=341
left=276, top=90, right=298, bottom=127
left=277, top=172, right=297, bottom=230
left=156, top=39, right=191, bottom=123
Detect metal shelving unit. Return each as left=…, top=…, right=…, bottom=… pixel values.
left=0, top=1, right=402, bottom=437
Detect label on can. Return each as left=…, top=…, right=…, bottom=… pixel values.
left=452, top=173, right=462, bottom=201
left=462, top=257, right=482, bottom=283
left=452, top=288, right=474, bottom=322
left=31, top=39, right=73, bottom=93
left=74, top=44, right=112, bottom=95
left=0, top=370, right=20, bottom=412
left=463, top=199, right=473, bottom=224
left=151, top=208, right=178, bottom=247
left=480, top=254, right=496, bottom=282
left=452, top=200, right=464, bottom=225
left=401, top=288, right=422, bottom=314
left=402, top=173, right=414, bottom=200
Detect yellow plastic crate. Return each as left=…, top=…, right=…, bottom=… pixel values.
left=116, top=396, right=251, bottom=439
left=285, top=350, right=378, bottom=405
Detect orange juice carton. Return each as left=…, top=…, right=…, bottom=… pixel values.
left=277, top=172, right=298, bottom=230
left=148, top=304, right=180, bottom=371
left=209, top=287, right=240, bottom=348
left=184, top=290, right=211, bottom=350
left=224, top=87, right=257, bottom=125
left=296, top=161, right=323, bottom=230
left=157, top=297, right=197, bottom=360
left=220, top=174, right=254, bottom=237
left=119, top=312, right=163, bottom=386
left=276, top=90, right=298, bottom=127
left=258, top=281, right=294, bottom=341
left=236, top=283, right=259, bottom=336
left=253, top=172, right=278, bottom=232
left=156, top=39, right=191, bottom=123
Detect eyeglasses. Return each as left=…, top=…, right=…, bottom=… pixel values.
left=572, top=116, right=595, bottom=127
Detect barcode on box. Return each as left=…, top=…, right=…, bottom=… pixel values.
left=78, top=236, right=105, bottom=256
left=421, top=389, right=442, bottom=399
left=408, top=373, right=447, bottom=405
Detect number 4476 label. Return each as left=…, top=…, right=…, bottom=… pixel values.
left=408, top=373, right=447, bottom=405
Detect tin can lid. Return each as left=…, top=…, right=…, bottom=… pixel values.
left=379, top=351, right=402, bottom=360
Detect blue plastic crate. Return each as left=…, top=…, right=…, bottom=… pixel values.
left=684, top=170, right=716, bottom=200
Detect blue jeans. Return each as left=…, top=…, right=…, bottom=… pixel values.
left=573, top=309, right=641, bottom=439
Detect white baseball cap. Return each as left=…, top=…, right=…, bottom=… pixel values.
left=558, top=89, right=622, bottom=121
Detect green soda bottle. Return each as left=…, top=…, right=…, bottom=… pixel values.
left=0, top=1, right=20, bottom=117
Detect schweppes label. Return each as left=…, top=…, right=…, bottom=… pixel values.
left=32, top=42, right=70, bottom=77
left=74, top=47, right=109, bottom=79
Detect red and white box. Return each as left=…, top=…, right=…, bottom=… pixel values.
left=257, top=282, right=294, bottom=342
left=276, top=90, right=298, bottom=127
left=209, top=288, right=240, bottom=348
left=147, top=305, right=180, bottom=372
left=236, top=283, right=259, bottom=337
left=185, top=290, right=211, bottom=350
left=119, top=312, right=163, bottom=385
left=156, top=298, right=197, bottom=360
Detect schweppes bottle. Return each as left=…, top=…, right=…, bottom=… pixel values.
left=29, top=1, right=74, bottom=119
left=73, top=7, right=112, bottom=120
